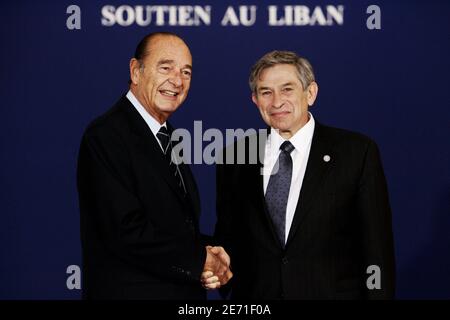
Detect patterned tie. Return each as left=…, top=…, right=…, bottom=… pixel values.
left=265, top=140, right=295, bottom=248
left=156, top=126, right=187, bottom=196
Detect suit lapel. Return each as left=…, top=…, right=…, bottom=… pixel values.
left=177, top=157, right=201, bottom=219
left=286, top=122, right=335, bottom=246
left=120, top=97, right=192, bottom=208
left=166, top=122, right=201, bottom=218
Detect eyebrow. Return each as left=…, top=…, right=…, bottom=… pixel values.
left=157, top=59, right=192, bottom=70
left=257, top=82, right=296, bottom=92
left=157, top=59, right=174, bottom=66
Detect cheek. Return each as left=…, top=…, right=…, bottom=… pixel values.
left=182, top=82, right=191, bottom=94
left=151, top=75, right=166, bottom=90
left=301, top=95, right=310, bottom=107
left=259, top=105, right=270, bottom=116
left=293, top=97, right=306, bottom=112
left=259, top=100, right=271, bottom=111
left=144, top=80, right=156, bottom=95
left=261, top=108, right=273, bottom=122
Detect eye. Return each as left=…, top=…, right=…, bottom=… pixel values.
left=159, top=65, right=172, bottom=73
left=260, top=91, right=271, bottom=96
left=182, top=69, right=192, bottom=78
left=283, top=87, right=293, bottom=92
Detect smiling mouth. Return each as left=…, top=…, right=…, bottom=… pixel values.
left=271, top=111, right=290, bottom=117
left=159, top=89, right=179, bottom=97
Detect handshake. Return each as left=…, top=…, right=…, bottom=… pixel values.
left=201, top=245, right=233, bottom=290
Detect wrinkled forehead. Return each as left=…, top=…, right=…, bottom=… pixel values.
left=257, top=64, right=301, bottom=86
left=145, top=35, right=192, bottom=64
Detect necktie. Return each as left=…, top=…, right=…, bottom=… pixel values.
left=156, top=126, right=187, bottom=196
left=265, top=140, right=295, bottom=248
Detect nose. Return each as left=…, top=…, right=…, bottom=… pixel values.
left=168, top=70, right=183, bottom=87
left=272, top=92, right=284, bottom=109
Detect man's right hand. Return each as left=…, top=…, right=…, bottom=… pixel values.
left=201, top=246, right=233, bottom=290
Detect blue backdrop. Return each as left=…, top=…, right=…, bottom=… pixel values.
left=1, top=0, right=449, bottom=299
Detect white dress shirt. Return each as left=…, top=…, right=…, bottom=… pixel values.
left=263, top=113, right=315, bottom=243
left=126, top=90, right=166, bottom=151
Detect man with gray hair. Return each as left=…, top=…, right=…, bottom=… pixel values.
left=213, top=50, right=395, bottom=299
left=77, top=32, right=231, bottom=299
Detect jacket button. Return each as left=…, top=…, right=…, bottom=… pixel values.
left=282, top=257, right=289, bottom=265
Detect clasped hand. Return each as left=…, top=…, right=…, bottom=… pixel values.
left=201, top=246, right=233, bottom=290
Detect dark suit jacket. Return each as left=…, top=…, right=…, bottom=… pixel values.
left=77, top=96, right=207, bottom=299
left=215, top=122, right=395, bottom=299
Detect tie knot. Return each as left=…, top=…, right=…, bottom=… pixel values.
left=280, top=141, right=295, bottom=154
left=156, top=126, right=170, bottom=154
left=157, top=126, right=169, bottom=136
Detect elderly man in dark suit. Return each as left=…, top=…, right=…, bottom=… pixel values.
left=214, top=51, right=395, bottom=299
left=77, top=32, right=231, bottom=299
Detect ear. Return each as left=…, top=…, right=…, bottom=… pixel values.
left=129, top=58, right=141, bottom=85
left=306, top=81, right=318, bottom=106
left=251, top=93, right=259, bottom=107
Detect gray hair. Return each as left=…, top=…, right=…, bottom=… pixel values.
left=249, top=50, right=315, bottom=94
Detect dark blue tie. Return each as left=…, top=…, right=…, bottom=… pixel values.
left=265, top=141, right=295, bottom=248
left=156, top=126, right=187, bottom=196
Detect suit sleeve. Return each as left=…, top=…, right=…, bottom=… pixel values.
left=215, top=163, right=234, bottom=250
left=357, top=140, right=396, bottom=299
left=77, top=128, right=206, bottom=284
left=214, top=158, right=236, bottom=299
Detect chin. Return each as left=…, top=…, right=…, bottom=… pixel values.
left=159, top=102, right=181, bottom=112
left=271, top=121, right=291, bottom=131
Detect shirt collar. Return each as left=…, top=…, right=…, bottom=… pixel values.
left=126, top=90, right=167, bottom=137
left=268, top=112, right=315, bottom=155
